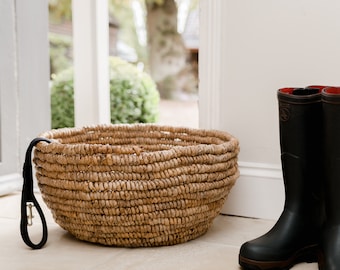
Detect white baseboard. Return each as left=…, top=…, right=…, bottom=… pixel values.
left=221, top=162, right=285, bottom=220
left=0, top=174, right=21, bottom=196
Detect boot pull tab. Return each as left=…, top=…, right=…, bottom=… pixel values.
left=20, top=138, right=51, bottom=249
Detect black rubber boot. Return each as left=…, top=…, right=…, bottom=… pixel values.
left=239, top=87, right=325, bottom=270
left=320, top=87, right=340, bottom=270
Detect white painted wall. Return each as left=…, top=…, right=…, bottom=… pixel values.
left=200, top=0, right=340, bottom=219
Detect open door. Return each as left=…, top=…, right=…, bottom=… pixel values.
left=0, top=0, right=50, bottom=195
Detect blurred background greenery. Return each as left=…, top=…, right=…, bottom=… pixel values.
left=49, top=0, right=199, bottom=128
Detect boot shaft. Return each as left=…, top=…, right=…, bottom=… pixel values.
left=322, top=87, right=340, bottom=224
left=278, top=87, right=323, bottom=158
left=322, top=87, right=340, bottom=155
left=277, top=87, right=324, bottom=215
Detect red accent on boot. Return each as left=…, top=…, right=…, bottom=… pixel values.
left=324, top=87, right=340, bottom=94
left=306, top=85, right=328, bottom=91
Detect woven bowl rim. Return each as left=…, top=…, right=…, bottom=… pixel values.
left=36, top=123, right=239, bottom=156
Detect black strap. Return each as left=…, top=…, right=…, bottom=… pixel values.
left=20, top=138, right=51, bottom=249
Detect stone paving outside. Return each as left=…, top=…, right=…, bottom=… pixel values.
left=157, top=99, right=199, bottom=129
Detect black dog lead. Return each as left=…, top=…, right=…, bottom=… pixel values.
left=20, top=138, right=51, bottom=249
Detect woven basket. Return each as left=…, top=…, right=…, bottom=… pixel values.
left=33, top=124, right=239, bottom=247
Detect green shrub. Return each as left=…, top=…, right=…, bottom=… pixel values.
left=50, top=68, right=74, bottom=128
left=49, top=33, right=72, bottom=77
left=51, top=57, right=160, bottom=129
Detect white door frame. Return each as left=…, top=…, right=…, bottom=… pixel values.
left=0, top=0, right=50, bottom=195
left=0, top=0, right=20, bottom=194
left=72, top=0, right=111, bottom=127
left=198, top=0, right=223, bottom=130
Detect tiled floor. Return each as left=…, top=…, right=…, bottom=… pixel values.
left=0, top=192, right=318, bottom=270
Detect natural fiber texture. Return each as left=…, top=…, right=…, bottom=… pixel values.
left=33, top=124, right=240, bottom=247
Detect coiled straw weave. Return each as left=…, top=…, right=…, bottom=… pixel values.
left=33, top=124, right=240, bottom=247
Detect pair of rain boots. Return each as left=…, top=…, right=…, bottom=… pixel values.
left=239, top=86, right=340, bottom=270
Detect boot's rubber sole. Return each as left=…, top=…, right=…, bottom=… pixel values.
left=239, top=244, right=320, bottom=270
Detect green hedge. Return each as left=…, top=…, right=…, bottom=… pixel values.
left=51, top=57, right=160, bottom=129
left=49, top=33, right=72, bottom=77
